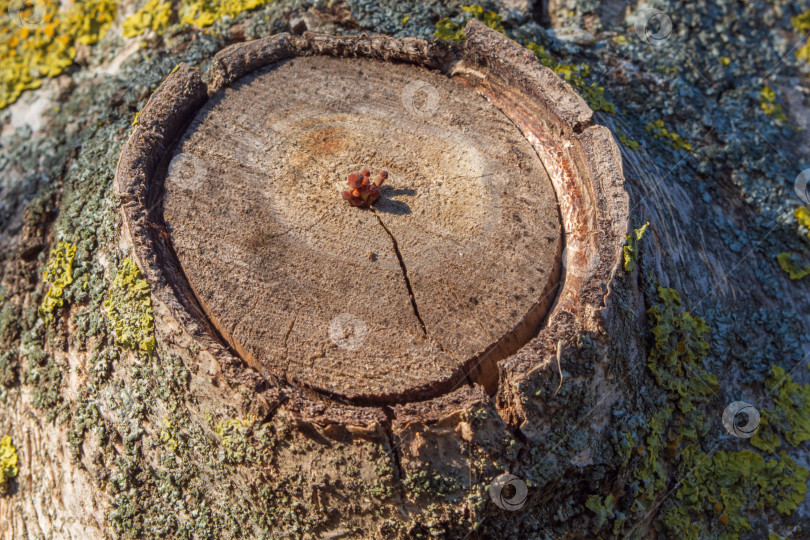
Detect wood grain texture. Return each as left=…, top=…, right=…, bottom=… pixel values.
left=162, top=56, right=562, bottom=403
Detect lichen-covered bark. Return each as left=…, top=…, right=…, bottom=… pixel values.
left=1, top=1, right=809, bottom=539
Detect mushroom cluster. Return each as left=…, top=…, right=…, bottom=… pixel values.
left=342, top=168, right=387, bottom=208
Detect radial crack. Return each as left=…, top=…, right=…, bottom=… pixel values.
left=372, top=210, right=428, bottom=337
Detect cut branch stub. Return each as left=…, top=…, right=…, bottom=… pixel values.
left=163, top=55, right=561, bottom=403
left=116, top=20, right=628, bottom=422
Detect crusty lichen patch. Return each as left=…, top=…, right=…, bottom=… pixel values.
left=0, top=0, right=116, bottom=109
left=123, top=0, right=274, bottom=38
left=38, top=241, right=77, bottom=324
left=526, top=41, right=615, bottom=113
left=623, top=222, right=649, bottom=272
left=103, top=258, right=155, bottom=353
left=776, top=207, right=810, bottom=279
left=0, top=435, right=18, bottom=492
left=662, top=448, right=809, bottom=538
left=645, top=119, right=693, bottom=151
left=606, top=284, right=810, bottom=538
left=751, top=365, right=810, bottom=452
left=792, top=11, right=810, bottom=62
left=647, top=286, right=718, bottom=413
left=122, top=0, right=172, bottom=38
left=214, top=415, right=255, bottom=464
left=434, top=5, right=504, bottom=42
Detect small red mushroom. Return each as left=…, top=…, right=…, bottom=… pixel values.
left=347, top=172, right=364, bottom=189
left=342, top=169, right=388, bottom=208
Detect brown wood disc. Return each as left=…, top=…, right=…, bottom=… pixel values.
left=161, top=55, right=562, bottom=404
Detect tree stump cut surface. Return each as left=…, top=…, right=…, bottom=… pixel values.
left=162, top=55, right=562, bottom=404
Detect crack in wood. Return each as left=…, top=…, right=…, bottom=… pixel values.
left=371, top=209, right=428, bottom=338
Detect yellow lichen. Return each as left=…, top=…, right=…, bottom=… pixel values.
left=103, top=258, right=156, bottom=353
left=0, top=435, right=18, bottom=491
left=159, top=416, right=178, bottom=451
left=646, top=119, right=692, bottom=151
left=38, top=241, right=77, bottom=324
left=795, top=206, right=810, bottom=236
left=215, top=415, right=256, bottom=463
left=792, top=11, right=810, bottom=63
left=526, top=41, right=615, bottom=113
left=759, top=86, right=787, bottom=122
left=122, top=0, right=172, bottom=38
left=0, top=0, right=116, bottom=109
left=623, top=222, right=649, bottom=272
left=179, top=0, right=271, bottom=28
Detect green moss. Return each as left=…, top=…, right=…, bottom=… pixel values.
left=526, top=41, right=615, bottom=113
left=38, top=242, right=77, bottom=324
left=623, top=222, right=649, bottom=272
left=122, top=0, right=173, bottom=38
left=647, top=286, right=718, bottom=413
left=759, top=87, right=787, bottom=122
left=0, top=435, right=18, bottom=492
left=103, top=259, right=156, bottom=353
left=646, top=119, right=693, bottom=151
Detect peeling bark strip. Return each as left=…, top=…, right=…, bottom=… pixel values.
left=114, top=20, right=628, bottom=426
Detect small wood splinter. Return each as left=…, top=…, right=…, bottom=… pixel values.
left=342, top=169, right=388, bottom=208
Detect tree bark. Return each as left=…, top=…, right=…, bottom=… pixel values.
left=1, top=3, right=809, bottom=540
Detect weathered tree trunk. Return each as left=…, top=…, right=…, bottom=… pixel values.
left=1, top=3, right=809, bottom=540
